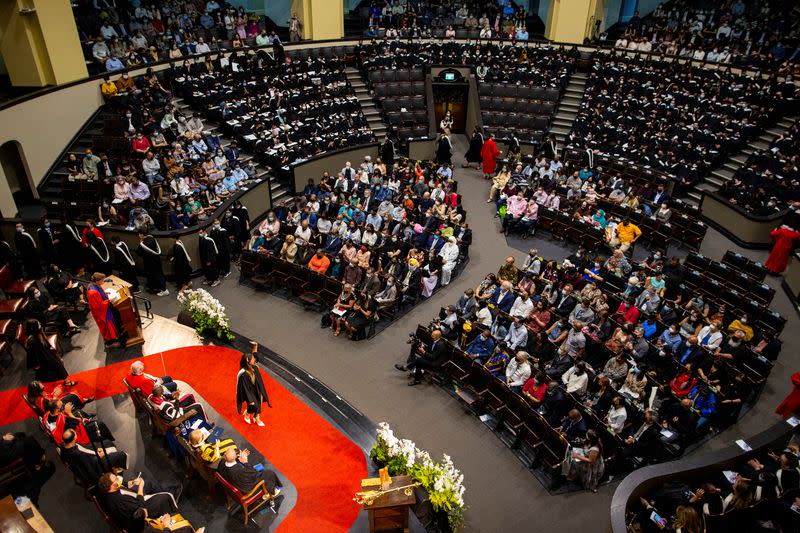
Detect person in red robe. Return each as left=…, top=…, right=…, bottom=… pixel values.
left=765, top=225, right=800, bottom=274
left=776, top=372, right=800, bottom=418
left=86, top=272, right=121, bottom=345
left=480, top=133, right=501, bottom=179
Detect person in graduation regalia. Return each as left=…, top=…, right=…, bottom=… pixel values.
left=86, top=272, right=123, bottom=346
left=60, top=217, right=85, bottom=271
left=25, top=319, right=74, bottom=386
left=96, top=472, right=178, bottom=533
left=86, top=231, right=113, bottom=276
left=14, top=223, right=41, bottom=278
left=380, top=136, right=396, bottom=167
left=110, top=236, right=140, bottom=293
left=481, top=133, right=501, bottom=179
left=137, top=231, right=168, bottom=296
left=37, top=217, right=58, bottom=266
left=198, top=228, right=219, bottom=286
left=435, top=133, right=453, bottom=166
left=221, top=212, right=243, bottom=260
left=210, top=219, right=231, bottom=277
left=765, top=225, right=800, bottom=275
left=60, top=428, right=128, bottom=486
left=170, top=236, right=192, bottom=292
left=464, top=126, right=484, bottom=168
left=236, top=344, right=271, bottom=426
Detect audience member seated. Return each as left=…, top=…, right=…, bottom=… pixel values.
left=127, top=360, right=179, bottom=397
left=216, top=446, right=282, bottom=502
left=0, top=432, right=55, bottom=505
left=96, top=472, right=180, bottom=532
left=60, top=428, right=129, bottom=486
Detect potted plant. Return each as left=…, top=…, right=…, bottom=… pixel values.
left=176, top=288, right=234, bottom=341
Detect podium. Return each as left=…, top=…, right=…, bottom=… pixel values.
left=100, top=275, right=144, bottom=347
left=359, top=475, right=416, bottom=533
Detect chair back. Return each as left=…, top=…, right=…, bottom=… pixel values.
left=215, top=471, right=245, bottom=499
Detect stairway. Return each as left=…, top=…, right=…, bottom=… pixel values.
left=548, top=73, right=587, bottom=146
left=686, top=115, right=797, bottom=205
left=171, top=97, right=290, bottom=204
left=346, top=67, right=387, bottom=140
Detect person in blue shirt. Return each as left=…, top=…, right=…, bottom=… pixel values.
left=366, top=25, right=378, bottom=38
left=222, top=174, right=239, bottom=193
left=579, top=166, right=593, bottom=181
left=515, top=27, right=529, bottom=40
left=106, top=56, right=125, bottom=71
left=687, top=383, right=716, bottom=432
left=351, top=208, right=366, bottom=226
left=365, top=210, right=383, bottom=231
left=436, top=165, right=453, bottom=180
left=466, top=329, right=495, bottom=363
left=641, top=315, right=658, bottom=339
left=231, top=164, right=248, bottom=183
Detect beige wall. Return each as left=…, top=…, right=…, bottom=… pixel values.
left=291, top=0, right=343, bottom=41
left=292, top=145, right=379, bottom=191
left=546, top=0, right=593, bottom=44
left=701, top=193, right=781, bottom=247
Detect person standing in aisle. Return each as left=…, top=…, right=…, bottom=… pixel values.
left=236, top=342, right=271, bottom=427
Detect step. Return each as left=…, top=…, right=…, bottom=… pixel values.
left=565, top=89, right=584, bottom=97
left=778, top=119, right=795, bottom=128
left=272, top=189, right=290, bottom=203
left=731, top=154, right=748, bottom=165
left=740, top=147, right=755, bottom=156
left=357, top=94, right=373, bottom=103
left=687, top=190, right=702, bottom=201
left=552, top=118, right=573, bottom=128
left=350, top=80, right=366, bottom=88
left=683, top=193, right=700, bottom=206
left=706, top=176, right=724, bottom=187
left=549, top=126, right=570, bottom=136
left=712, top=168, right=734, bottom=180
left=722, top=161, right=739, bottom=173
left=355, top=88, right=369, bottom=95
left=562, top=95, right=583, bottom=104
left=766, top=128, right=784, bottom=137
left=751, top=140, right=770, bottom=150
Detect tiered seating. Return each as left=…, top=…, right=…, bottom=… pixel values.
left=479, top=84, right=558, bottom=142
left=369, top=67, right=429, bottom=140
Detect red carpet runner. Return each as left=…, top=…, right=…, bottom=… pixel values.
left=0, top=346, right=367, bottom=532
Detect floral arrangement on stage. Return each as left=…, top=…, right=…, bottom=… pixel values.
left=370, top=422, right=466, bottom=531
left=176, top=288, right=234, bottom=341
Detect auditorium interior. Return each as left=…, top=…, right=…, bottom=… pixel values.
left=0, top=1, right=799, bottom=532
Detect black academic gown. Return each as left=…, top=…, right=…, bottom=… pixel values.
left=60, top=442, right=128, bottom=485
left=88, top=238, right=113, bottom=276
left=436, top=136, right=452, bottom=165
left=26, top=335, right=68, bottom=382
left=15, top=230, right=41, bottom=278
left=221, top=216, right=243, bottom=258
left=137, top=236, right=166, bottom=291
left=465, top=132, right=483, bottom=163
left=37, top=226, right=57, bottom=265
left=113, top=242, right=139, bottom=291
left=380, top=139, right=396, bottom=166
left=210, top=226, right=231, bottom=275
left=236, top=368, right=270, bottom=415
left=98, top=485, right=176, bottom=532
left=217, top=460, right=282, bottom=494
left=60, top=223, right=85, bottom=270
left=171, top=242, right=192, bottom=287
left=198, top=235, right=218, bottom=282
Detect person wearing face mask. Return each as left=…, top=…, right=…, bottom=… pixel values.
left=136, top=231, right=168, bottom=296
left=258, top=210, right=280, bottom=236
left=727, top=315, right=754, bottom=341
left=210, top=219, right=231, bottom=278
left=14, top=223, right=42, bottom=278
left=696, top=320, right=723, bottom=351
left=25, top=286, right=80, bottom=337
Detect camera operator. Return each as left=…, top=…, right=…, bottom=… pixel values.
left=394, top=329, right=448, bottom=386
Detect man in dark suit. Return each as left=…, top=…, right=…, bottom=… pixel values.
left=453, top=222, right=472, bottom=257
left=553, top=284, right=577, bottom=316
left=616, top=408, right=661, bottom=471
left=540, top=380, right=568, bottom=425
left=652, top=184, right=670, bottom=205
left=426, top=231, right=446, bottom=254
left=395, top=329, right=448, bottom=386
left=557, top=409, right=587, bottom=445
left=488, top=281, right=516, bottom=313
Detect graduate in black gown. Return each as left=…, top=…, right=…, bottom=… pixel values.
left=170, top=236, right=192, bottom=292
left=60, top=218, right=85, bottom=272
left=210, top=219, right=231, bottom=277
left=111, top=237, right=140, bottom=293
left=221, top=212, right=243, bottom=260
left=216, top=446, right=282, bottom=499
left=137, top=231, right=168, bottom=296
left=464, top=126, right=484, bottom=168
left=37, top=217, right=58, bottom=266
left=380, top=136, right=396, bottom=166
left=236, top=345, right=271, bottom=426
left=86, top=232, right=113, bottom=276
left=14, top=223, right=41, bottom=278
left=198, top=229, right=219, bottom=286
left=435, top=133, right=452, bottom=165
left=96, top=472, right=177, bottom=532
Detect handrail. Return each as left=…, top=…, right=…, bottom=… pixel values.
left=0, top=35, right=788, bottom=113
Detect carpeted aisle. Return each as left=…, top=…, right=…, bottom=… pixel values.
left=0, top=346, right=367, bottom=533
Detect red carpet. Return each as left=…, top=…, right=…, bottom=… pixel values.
left=0, top=346, right=367, bottom=533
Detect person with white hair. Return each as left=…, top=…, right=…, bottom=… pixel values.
left=125, top=360, right=178, bottom=397
left=438, top=236, right=460, bottom=286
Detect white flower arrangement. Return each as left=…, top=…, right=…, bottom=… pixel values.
left=177, top=288, right=234, bottom=340
left=370, top=422, right=466, bottom=531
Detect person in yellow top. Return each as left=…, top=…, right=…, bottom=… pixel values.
left=100, top=76, right=118, bottom=99
left=188, top=429, right=238, bottom=464
left=727, top=316, right=754, bottom=341
left=610, top=218, right=642, bottom=252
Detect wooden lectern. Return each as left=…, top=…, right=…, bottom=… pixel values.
left=100, top=275, right=144, bottom=346
left=358, top=474, right=416, bottom=533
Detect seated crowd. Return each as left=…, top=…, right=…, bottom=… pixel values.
left=12, top=356, right=283, bottom=532
left=569, top=52, right=794, bottom=196
left=630, top=434, right=800, bottom=532
left=362, top=0, right=531, bottom=41
left=719, top=121, right=800, bottom=214
left=171, top=49, right=375, bottom=173
left=359, top=39, right=573, bottom=89
left=73, top=0, right=283, bottom=73
left=403, top=244, right=782, bottom=489
left=98, top=68, right=260, bottom=232
left=611, top=0, right=799, bottom=70
left=242, top=158, right=470, bottom=339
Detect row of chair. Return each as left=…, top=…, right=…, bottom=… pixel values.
left=480, top=96, right=557, bottom=115
left=478, top=83, right=561, bottom=102
left=720, top=251, right=769, bottom=283
left=373, top=81, right=426, bottom=98
left=481, top=111, right=551, bottom=132
left=685, top=252, right=774, bottom=305
left=381, top=95, right=426, bottom=111
left=367, top=67, right=426, bottom=84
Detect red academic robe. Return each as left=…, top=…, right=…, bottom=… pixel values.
left=49, top=412, right=91, bottom=445
left=765, top=227, right=800, bottom=274
left=776, top=372, right=800, bottom=418
left=87, top=284, right=118, bottom=341
left=481, top=138, right=500, bottom=175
